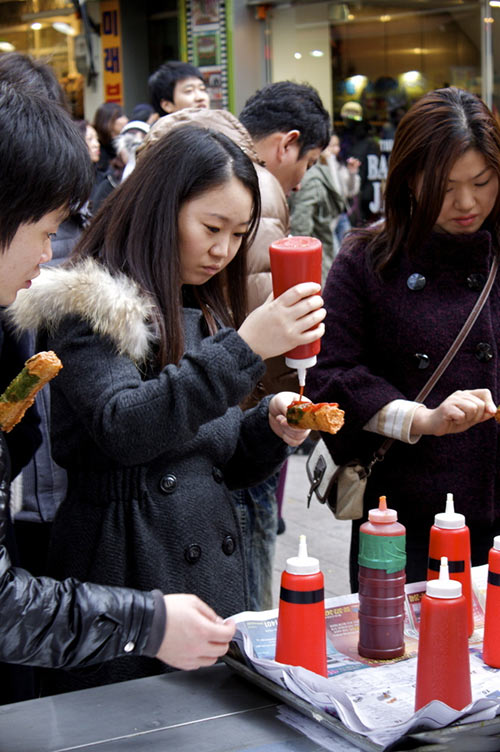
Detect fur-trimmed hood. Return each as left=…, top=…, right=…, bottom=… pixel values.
left=7, top=258, right=156, bottom=362
left=138, top=107, right=263, bottom=166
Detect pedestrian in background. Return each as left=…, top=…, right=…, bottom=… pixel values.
left=149, top=60, right=209, bottom=116
left=93, top=101, right=128, bottom=176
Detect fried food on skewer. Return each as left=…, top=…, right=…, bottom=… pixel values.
left=286, top=400, right=344, bottom=434
left=0, top=351, right=62, bottom=432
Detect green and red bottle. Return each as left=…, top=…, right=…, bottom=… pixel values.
left=427, top=493, right=473, bottom=637
left=358, top=495, right=406, bottom=659
left=275, top=534, right=327, bottom=676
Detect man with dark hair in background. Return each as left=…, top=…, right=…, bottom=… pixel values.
left=148, top=60, right=209, bottom=116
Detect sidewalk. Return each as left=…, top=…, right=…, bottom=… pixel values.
left=271, top=453, right=352, bottom=606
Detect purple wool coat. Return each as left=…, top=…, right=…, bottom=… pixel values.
left=308, top=229, right=500, bottom=549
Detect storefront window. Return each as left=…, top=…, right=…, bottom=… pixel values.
left=270, top=1, right=482, bottom=123
left=0, top=0, right=83, bottom=116
left=270, top=0, right=484, bottom=219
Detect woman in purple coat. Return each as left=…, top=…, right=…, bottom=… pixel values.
left=308, top=87, right=500, bottom=589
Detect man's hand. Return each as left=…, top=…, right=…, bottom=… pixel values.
left=156, top=594, right=236, bottom=670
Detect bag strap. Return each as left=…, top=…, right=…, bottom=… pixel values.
left=367, top=254, right=499, bottom=471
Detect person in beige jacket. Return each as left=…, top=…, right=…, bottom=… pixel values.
left=139, top=83, right=330, bottom=609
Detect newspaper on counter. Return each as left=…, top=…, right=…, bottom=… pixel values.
left=229, top=565, right=500, bottom=749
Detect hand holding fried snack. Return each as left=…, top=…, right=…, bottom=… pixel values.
left=286, top=400, right=344, bottom=434
left=0, top=351, right=62, bottom=432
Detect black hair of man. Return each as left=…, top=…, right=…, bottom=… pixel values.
left=239, top=81, right=331, bottom=158
left=149, top=61, right=204, bottom=116
left=0, top=82, right=93, bottom=250
left=0, top=52, right=69, bottom=111
left=131, top=102, right=155, bottom=122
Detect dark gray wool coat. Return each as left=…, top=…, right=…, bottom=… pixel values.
left=9, top=259, right=289, bottom=691
left=308, top=230, right=500, bottom=562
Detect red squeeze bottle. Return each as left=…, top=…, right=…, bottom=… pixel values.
left=415, top=556, right=472, bottom=711
left=358, top=496, right=406, bottom=659
left=275, top=534, right=327, bottom=676
left=427, top=493, right=473, bottom=637
left=269, top=236, right=322, bottom=387
left=482, top=536, right=500, bottom=668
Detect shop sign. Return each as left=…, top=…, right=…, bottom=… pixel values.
left=100, top=0, right=123, bottom=105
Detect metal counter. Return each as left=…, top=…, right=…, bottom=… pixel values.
left=0, top=662, right=343, bottom=752
left=0, top=661, right=499, bottom=751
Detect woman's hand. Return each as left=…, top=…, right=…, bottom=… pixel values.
left=269, top=391, right=311, bottom=446
left=346, top=157, right=361, bottom=174
left=411, top=388, right=497, bottom=437
left=238, top=282, right=326, bottom=361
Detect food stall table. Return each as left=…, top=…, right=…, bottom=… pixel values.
left=0, top=662, right=499, bottom=751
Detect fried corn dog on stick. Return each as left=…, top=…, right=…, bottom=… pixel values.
left=495, top=406, right=500, bottom=424
left=0, top=351, right=62, bottom=432
left=286, top=401, right=345, bottom=434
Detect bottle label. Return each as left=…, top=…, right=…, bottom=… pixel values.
left=358, top=533, right=406, bottom=573
left=428, top=557, right=465, bottom=573
left=280, top=586, right=324, bottom=604
left=488, top=570, right=500, bottom=587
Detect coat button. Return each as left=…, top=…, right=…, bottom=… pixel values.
left=414, top=353, right=430, bottom=369
left=467, top=273, right=485, bottom=291
left=212, top=466, right=224, bottom=484
left=222, top=535, right=236, bottom=556
left=407, top=273, right=426, bottom=291
left=184, top=544, right=202, bottom=564
left=123, top=641, right=135, bottom=653
left=475, top=342, right=493, bottom=362
left=159, top=474, right=177, bottom=494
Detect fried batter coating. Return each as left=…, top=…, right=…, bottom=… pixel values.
left=0, top=351, right=62, bottom=432
left=286, top=401, right=344, bottom=434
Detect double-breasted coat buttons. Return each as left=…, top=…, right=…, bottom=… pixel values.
left=475, top=342, right=493, bottom=362
left=414, top=353, right=430, bottom=370
left=407, top=273, right=426, bottom=291
left=159, top=474, right=177, bottom=494
left=212, top=466, right=224, bottom=484
left=184, top=544, right=202, bottom=563
left=467, top=273, right=486, bottom=291
left=222, top=535, right=236, bottom=555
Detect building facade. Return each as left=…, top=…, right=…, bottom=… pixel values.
left=0, top=0, right=499, bottom=125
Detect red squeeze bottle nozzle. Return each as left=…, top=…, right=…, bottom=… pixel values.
left=483, top=536, right=500, bottom=668
left=415, top=556, right=472, bottom=711
left=275, top=534, right=327, bottom=676
left=427, top=492, right=473, bottom=636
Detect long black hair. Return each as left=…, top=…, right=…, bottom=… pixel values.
left=74, top=124, right=261, bottom=366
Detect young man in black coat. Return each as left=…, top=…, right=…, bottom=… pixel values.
left=0, top=80, right=234, bottom=702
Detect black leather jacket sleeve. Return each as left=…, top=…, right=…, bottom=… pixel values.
left=0, top=435, right=157, bottom=668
